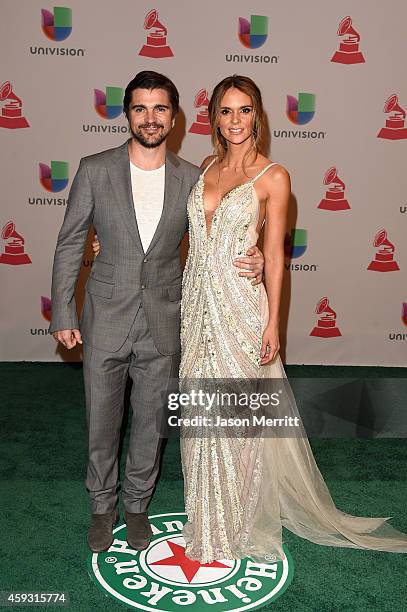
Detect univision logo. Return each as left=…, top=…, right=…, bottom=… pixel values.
left=274, top=93, right=326, bottom=140
left=30, top=296, right=53, bottom=336
left=238, top=15, right=268, bottom=48
left=94, top=87, right=123, bottom=119
left=83, top=87, right=130, bottom=134
left=28, top=161, right=68, bottom=206
left=39, top=161, right=69, bottom=192
left=284, top=229, right=318, bottom=271
left=41, top=296, right=52, bottom=321
left=30, top=7, right=85, bottom=56
left=226, top=15, right=278, bottom=64
left=388, top=303, right=407, bottom=341
left=287, top=93, right=315, bottom=125
left=88, top=512, right=294, bottom=610
left=42, top=6, right=72, bottom=41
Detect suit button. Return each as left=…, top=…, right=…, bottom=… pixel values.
left=143, top=258, right=148, bottom=263
left=141, top=284, right=145, bottom=289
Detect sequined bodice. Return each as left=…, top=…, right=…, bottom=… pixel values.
left=180, top=169, right=270, bottom=379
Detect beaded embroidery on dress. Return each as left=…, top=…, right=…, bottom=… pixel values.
left=179, top=159, right=407, bottom=563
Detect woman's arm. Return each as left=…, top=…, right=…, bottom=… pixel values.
left=260, top=165, right=291, bottom=364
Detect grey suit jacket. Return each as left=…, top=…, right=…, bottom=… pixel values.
left=49, top=139, right=201, bottom=354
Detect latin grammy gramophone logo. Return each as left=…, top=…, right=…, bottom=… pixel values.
left=286, top=93, right=315, bottom=125
left=0, top=81, right=29, bottom=129
left=188, top=89, right=211, bottom=135
left=310, top=297, right=342, bottom=338
left=331, top=16, right=365, bottom=64
left=377, top=94, right=407, bottom=140
left=318, top=167, right=350, bottom=211
left=367, top=229, right=400, bottom=272
left=41, top=6, right=72, bottom=41
left=0, top=221, right=32, bottom=265
left=94, top=87, right=124, bottom=120
left=139, top=9, right=174, bottom=58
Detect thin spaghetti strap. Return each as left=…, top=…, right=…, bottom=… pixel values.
left=251, top=162, right=279, bottom=183
left=201, top=157, right=218, bottom=176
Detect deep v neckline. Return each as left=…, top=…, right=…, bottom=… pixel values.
left=200, top=174, right=254, bottom=239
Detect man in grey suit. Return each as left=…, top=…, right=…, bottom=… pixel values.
left=50, top=71, right=263, bottom=553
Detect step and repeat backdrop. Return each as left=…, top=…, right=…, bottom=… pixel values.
left=1, top=1, right=406, bottom=364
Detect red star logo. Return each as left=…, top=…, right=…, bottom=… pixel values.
left=150, top=540, right=231, bottom=583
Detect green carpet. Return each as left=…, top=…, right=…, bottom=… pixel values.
left=1, top=363, right=406, bottom=611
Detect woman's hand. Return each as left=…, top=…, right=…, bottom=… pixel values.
left=91, top=233, right=100, bottom=258
left=260, top=324, right=280, bottom=365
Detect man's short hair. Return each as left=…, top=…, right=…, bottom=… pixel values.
left=123, top=71, right=179, bottom=118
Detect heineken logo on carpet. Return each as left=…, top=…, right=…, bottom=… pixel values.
left=88, top=512, right=294, bottom=610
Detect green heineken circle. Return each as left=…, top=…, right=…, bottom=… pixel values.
left=88, top=512, right=294, bottom=611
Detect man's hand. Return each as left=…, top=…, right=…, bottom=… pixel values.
left=233, top=245, right=264, bottom=285
left=52, top=329, right=83, bottom=349
left=91, top=233, right=100, bottom=258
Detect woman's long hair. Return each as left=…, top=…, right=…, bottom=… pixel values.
left=208, top=75, right=264, bottom=167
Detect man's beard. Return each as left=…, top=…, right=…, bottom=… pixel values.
left=131, top=123, right=170, bottom=149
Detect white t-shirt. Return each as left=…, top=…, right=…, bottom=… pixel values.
left=130, top=161, right=165, bottom=253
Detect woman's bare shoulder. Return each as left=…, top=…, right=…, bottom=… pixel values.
left=200, top=154, right=217, bottom=171
left=262, top=159, right=290, bottom=183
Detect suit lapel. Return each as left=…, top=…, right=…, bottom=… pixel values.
left=106, top=140, right=144, bottom=254
left=145, top=151, right=182, bottom=256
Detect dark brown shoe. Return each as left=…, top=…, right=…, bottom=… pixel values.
left=87, top=509, right=119, bottom=552
left=125, top=511, right=153, bottom=550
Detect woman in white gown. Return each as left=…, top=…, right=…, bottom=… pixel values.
left=179, top=75, right=407, bottom=563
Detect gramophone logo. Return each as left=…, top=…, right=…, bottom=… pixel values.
left=0, top=81, right=29, bottom=129
left=286, top=93, right=315, bottom=125
left=188, top=89, right=211, bottom=135
left=94, top=87, right=123, bottom=120
left=0, top=221, right=32, bottom=265
left=284, top=229, right=307, bottom=258
left=41, top=6, right=72, bottom=41
left=377, top=94, right=407, bottom=140
left=41, top=297, right=52, bottom=322
left=238, top=15, right=268, bottom=49
left=139, top=9, right=174, bottom=58
left=318, top=167, right=350, bottom=211
left=367, top=229, right=400, bottom=272
left=39, top=161, right=69, bottom=192
left=310, top=297, right=342, bottom=338
left=331, top=16, right=365, bottom=64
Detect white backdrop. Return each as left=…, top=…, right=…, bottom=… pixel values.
left=1, top=0, right=406, bottom=365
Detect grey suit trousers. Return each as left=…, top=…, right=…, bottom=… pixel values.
left=83, top=304, right=180, bottom=514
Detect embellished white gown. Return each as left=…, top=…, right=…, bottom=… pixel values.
left=179, top=160, right=407, bottom=563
